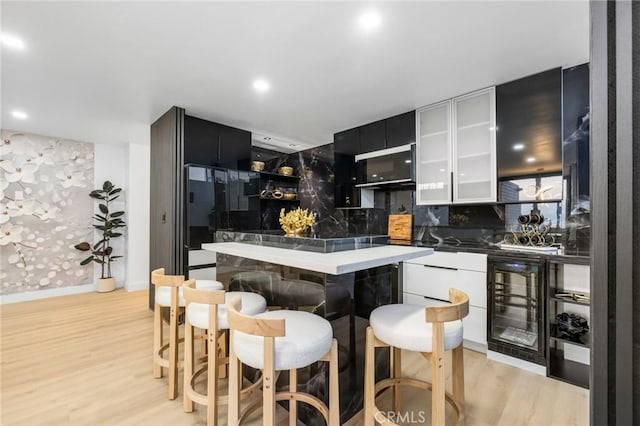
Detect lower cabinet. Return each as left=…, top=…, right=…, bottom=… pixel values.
left=404, top=292, right=487, bottom=350
left=402, top=251, right=487, bottom=351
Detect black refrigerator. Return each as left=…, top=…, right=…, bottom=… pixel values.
left=185, top=165, right=259, bottom=277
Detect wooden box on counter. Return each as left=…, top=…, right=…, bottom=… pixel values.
left=388, top=214, right=413, bottom=241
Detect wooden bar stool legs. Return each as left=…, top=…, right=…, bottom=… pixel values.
left=183, top=285, right=268, bottom=426
left=227, top=296, right=340, bottom=426
left=452, top=344, right=465, bottom=420
left=364, top=288, right=470, bottom=426
left=151, top=268, right=184, bottom=400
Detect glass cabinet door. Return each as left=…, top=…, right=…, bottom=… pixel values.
left=416, top=100, right=452, bottom=205
left=452, top=87, right=496, bottom=203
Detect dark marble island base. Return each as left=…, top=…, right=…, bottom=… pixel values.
left=205, top=232, right=432, bottom=425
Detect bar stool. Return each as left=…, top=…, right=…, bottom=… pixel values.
left=151, top=268, right=223, bottom=400
left=182, top=280, right=268, bottom=426
left=226, top=295, right=340, bottom=426
left=364, top=288, right=469, bottom=426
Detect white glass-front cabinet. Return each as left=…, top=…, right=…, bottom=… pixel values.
left=452, top=88, right=496, bottom=203
left=416, top=100, right=452, bottom=205
left=416, top=87, right=496, bottom=205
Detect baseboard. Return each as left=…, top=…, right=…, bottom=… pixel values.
left=0, top=283, right=96, bottom=305
left=463, top=339, right=487, bottom=354
left=486, top=350, right=547, bottom=376
left=126, top=281, right=148, bottom=292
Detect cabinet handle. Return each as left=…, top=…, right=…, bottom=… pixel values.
left=423, top=264, right=458, bottom=271
left=423, top=295, right=450, bottom=303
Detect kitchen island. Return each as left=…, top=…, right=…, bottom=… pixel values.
left=202, top=232, right=432, bottom=424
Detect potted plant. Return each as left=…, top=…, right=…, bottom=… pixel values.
left=74, top=180, right=126, bottom=292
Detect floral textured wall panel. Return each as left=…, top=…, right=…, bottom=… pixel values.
left=0, top=130, right=95, bottom=295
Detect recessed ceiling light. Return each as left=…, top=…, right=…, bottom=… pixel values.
left=526, top=157, right=536, bottom=163
left=1, top=33, right=25, bottom=50
left=372, top=174, right=377, bottom=178
left=404, top=159, right=411, bottom=164
left=253, top=79, right=270, bottom=93
left=513, top=144, right=525, bottom=151
left=358, top=11, right=381, bottom=31
left=439, top=168, right=446, bottom=172
left=11, top=110, right=28, bottom=120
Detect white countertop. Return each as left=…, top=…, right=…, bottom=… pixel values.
left=202, top=242, right=433, bottom=275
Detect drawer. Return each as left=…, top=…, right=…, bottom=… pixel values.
left=405, top=251, right=486, bottom=273
left=403, top=263, right=486, bottom=308
left=188, top=249, right=216, bottom=267
left=188, top=267, right=217, bottom=281
left=404, top=263, right=457, bottom=299
left=403, top=292, right=487, bottom=346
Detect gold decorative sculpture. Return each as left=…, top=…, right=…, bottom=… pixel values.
left=279, top=207, right=315, bottom=236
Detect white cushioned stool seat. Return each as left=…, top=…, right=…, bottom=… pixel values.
left=233, top=310, right=333, bottom=371
left=155, top=279, right=224, bottom=307
left=370, top=304, right=463, bottom=353
left=187, top=291, right=267, bottom=330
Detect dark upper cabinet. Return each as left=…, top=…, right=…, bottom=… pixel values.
left=334, top=152, right=361, bottom=208
left=184, top=115, right=219, bottom=166
left=184, top=115, right=251, bottom=170
left=496, top=68, right=562, bottom=180
left=359, top=120, right=386, bottom=153
left=218, top=124, right=252, bottom=170
left=562, top=64, right=590, bottom=204
left=346, top=110, right=416, bottom=155
left=385, top=111, right=416, bottom=148
left=334, top=128, right=360, bottom=155
left=334, top=128, right=361, bottom=207
left=562, top=63, right=590, bottom=255
left=333, top=111, right=414, bottom=207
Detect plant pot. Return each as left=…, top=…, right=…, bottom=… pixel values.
left=97, top=277, right=116, bottom=293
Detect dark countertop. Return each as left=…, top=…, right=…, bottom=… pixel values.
left=215, top=230, right=590, bottom=265
left=388, top=239, right=590, bottom=265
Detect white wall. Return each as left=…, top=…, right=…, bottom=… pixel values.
left=126, top=141, right=150, bottom=292
left=93, top=143, right=129, bottom=289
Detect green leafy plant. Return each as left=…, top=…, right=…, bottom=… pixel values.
left=74, top=181, right=126, bottom=279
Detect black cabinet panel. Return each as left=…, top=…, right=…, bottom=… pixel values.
left=334, top=128, right=360, bottom=207
left=149, top=106, right=184, bottom=308
left=219, top=125, right=252, bottom=170
left=385, top=111, right=416, bottom=148
left=186, top=165, right=216, bottom=249
left=184, top=115, right=219, bottom=166
left=334, top=128, right=360, bottom=155
left=562, top=63, right=590, bottom=255
left=562, top=63, right=590, bottom=201
left=334, top=152, right=360, bottom=208
left=496, top=68, right=562, bottom=179
left=359, top=120, right=386, bottom=153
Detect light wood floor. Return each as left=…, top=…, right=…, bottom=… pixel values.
left=0, top=290, right=589, bottom=425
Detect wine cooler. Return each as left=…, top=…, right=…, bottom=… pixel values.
left=487, top=255, right=546, bottom=365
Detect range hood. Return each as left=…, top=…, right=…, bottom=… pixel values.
left=354, top=144, right=415, bottom=188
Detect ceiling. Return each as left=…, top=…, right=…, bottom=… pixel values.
left=1, top=1, right=589, bottom=151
